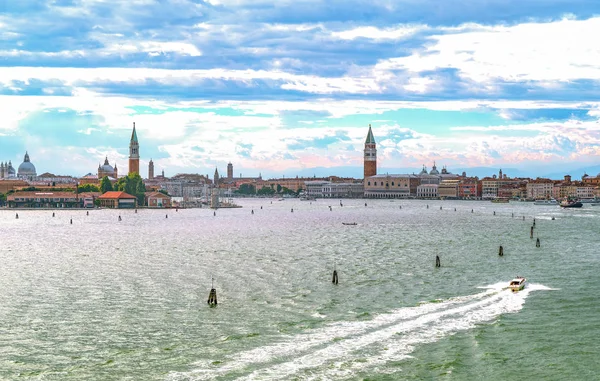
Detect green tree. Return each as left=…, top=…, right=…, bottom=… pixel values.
left=276, top=184, right=282, bottom=193
left=135, top=179, right=146, bottom=205
left=236, top=184, right=256, bottom=195
left=257, top=186, right=275, bottom=196
left=78, top=184, right=100, bottom=193
left=100, top=176, right=113, bottom=193
left=114, top=173, right=146, bottom=205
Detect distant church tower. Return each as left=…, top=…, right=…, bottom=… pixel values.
left=364, top=124, right=377, bottom=178
left=129, top=122, right=140, bottom=175
left=214, top=167, right=220, bottom=185
left=227, top=162, right=233, bottom=179
left=148, top=159, right=154, bottom=179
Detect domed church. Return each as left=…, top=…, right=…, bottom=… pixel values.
left=98, top=157, right=118, bottom=179
left=17, top=152, right=37, bottom=179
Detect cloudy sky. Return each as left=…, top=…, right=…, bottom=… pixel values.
left=2, top=0, right=600, bottom=179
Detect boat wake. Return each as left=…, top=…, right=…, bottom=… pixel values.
left=168, top=284, right=551, bottom=380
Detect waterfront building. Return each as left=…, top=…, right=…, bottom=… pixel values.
left=304, top=180, right=363, bottom=198
left=97, top=191, right=137, bottom=209
left=576, top=185, right=595, bottom=199
left=17, top=152, right=37, bottom=179
left=148, top=159, right=154, bottom=179
left=416, top=184, right=439, bottom=198
left=145, top=191, right=172, bottom=208
left=458, top=179, right=480, bottom=199
left=438, top=180, right=460, bottom=199
left=480, top=171, right=520, bottom=199
left=258, top=176, right=323, bottom=193
left=98, top=157, right=118, bottom=180
left=129, top=122, right=140, bottom=175
left=304, top=181, right=330, bottom=198
left=526, top=178, right=554, bottom=200
left=363, top=174, right=419, bottom=198
left=364, top=124, right=377, bottom=178
left=81, top=192, right=100, bottom=208
left=7, top=191, right=81, bottom=208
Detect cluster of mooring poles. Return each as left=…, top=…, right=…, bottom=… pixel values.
left=207, top=277, right=218, bottom=306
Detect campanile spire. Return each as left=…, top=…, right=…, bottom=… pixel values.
left=363, top=124, right=377, bottom=178
left=128, top=122, right=140, bottom=175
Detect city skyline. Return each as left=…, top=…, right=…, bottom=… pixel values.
left=2, top=1, right=600, bottom=179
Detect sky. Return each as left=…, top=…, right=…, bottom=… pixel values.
left=2, top=0, right=600, bottom=179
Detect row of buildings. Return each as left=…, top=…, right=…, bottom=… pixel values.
left=2, top=123, right=600, bottom=208
left=360, top=125, right=600, bottom=200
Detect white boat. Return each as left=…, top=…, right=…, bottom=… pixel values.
left=508, top=276, right=527, bottom=292
left=534, top=198, right=558, bottom=205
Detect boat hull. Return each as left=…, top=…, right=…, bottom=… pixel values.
left=560, top=202, right=583, bottom=208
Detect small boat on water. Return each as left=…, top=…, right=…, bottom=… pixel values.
left=534, top=198, right=558, bottom=205
left=491, top=198, right=510, bottom=203
left=342, top=222, right=357, bottom=226
left=508, top=276, right=527, bottom=292
left=560, top=198, right=583, bottom=208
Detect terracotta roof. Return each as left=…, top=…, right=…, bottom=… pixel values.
left=146, top=191, right=171, bottom=199
left=97, top=191, right=137, bottom=200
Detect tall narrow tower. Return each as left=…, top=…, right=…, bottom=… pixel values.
left=364, top=124, right=377, bottom=178
left=214, top=168, right=220, bottom=185
left=148, top=159, right=154, bottom=179
left=227, top=162, right=233, bottom=179
left=129, top=122, right=140, bottom=175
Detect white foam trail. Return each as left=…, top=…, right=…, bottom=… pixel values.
left=168, top=284, right=551, bottom=380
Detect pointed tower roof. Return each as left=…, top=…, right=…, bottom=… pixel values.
left=131, top=122, right=138, bottom=143
left=365, top=124, right=376, bottom=144
left=24, top=151, right=30, bottom=162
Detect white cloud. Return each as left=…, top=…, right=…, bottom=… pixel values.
left=375, top=17, right=600, bottom=83
left=331, top=25, right=424, bottom=40
left=0, top=67, right=380, bottom=94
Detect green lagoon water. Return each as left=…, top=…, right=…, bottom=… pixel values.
left=0, top=199, right=599, bottom=380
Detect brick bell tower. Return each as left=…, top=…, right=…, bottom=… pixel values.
left=129, top=122, right=140, bottom=175
left=364, top=124, right=377, bottom=178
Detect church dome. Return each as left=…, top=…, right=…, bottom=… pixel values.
left=18, top=153, right=36, bottom=177
left=429, top=162, right=439, bottom=175
left=419, top=166, right=428, bottom=175
left=99, top=157, right=114, bottom=174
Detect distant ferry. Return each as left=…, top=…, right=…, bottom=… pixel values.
left=534, top=198, right=558, bottom=205
left=491, top=198, right=510, bottom=203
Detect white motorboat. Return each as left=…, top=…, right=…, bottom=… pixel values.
left=534, top=199, right=558, bottom=205
left=508, top=276, right=527, bottom=292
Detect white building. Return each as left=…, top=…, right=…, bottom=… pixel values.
left=417, top=184, right=439, bottom=198
left=304, top=180, right=363, bottom=198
